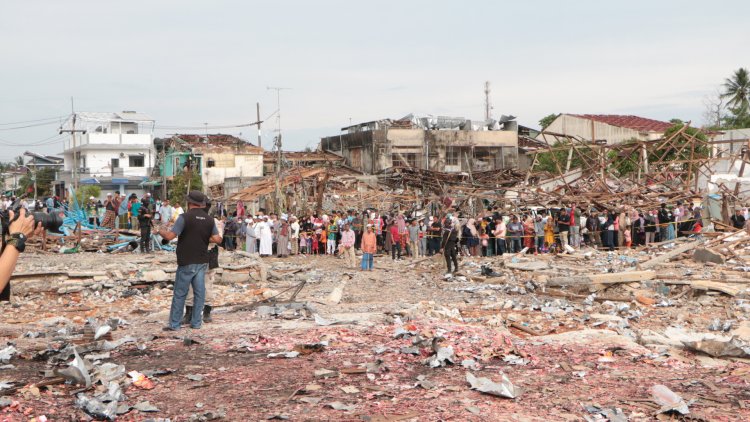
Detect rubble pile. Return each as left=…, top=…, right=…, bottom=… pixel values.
left=1, top=234, right=750, bottom=419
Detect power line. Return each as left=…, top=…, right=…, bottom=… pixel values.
left=0, top=120, right=62, bottom=131
left=0, top=133, right=65, bottom=147
left=155, top=121, right=262, bottom=130
left=0, top=115, right=66, bottom=126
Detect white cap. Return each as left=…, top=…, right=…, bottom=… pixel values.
left=244, top=219, right=251, bottom=223
left=89, top=196, right=95, bottom=200
left=107, top=193, right=112, bottom=196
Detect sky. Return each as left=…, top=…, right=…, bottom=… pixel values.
left=1, top=0, right=749, bottom=162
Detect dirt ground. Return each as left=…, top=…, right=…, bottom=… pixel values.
left=1, top=247, right=749, bottom=421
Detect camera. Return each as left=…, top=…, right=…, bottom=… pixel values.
left=0, top=202, right=64, bottom=235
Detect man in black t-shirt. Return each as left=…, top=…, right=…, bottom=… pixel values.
left=158, top=191, right=222, bottom=330
left=731, top=209, right=746, bottom=229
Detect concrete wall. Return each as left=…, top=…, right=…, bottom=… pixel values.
left=63, top=147, right=155, bottom=177
left=540, top=115, right=661, bottom=145
left=65, top=133, right=152, bottom=149
left=323, top=127, right=518, bottom=174
left=202, top=153, right=263, bottom=188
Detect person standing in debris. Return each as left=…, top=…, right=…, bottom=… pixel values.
left=158, top=191, right=222, bottom=330
left=507, top=216, right=523, bottom=253
left=522, top=215, right=535, bottom=252
left=586, top=211, right=600, bottom=248
left=361, top=225, right=376, bottom=271
left=184, top=200, right=223, bottom=325
left=172, top=202, right=184, bottom=222
left=644, top=210, right=657, bottom=245
left=604, top=210, right=617, bottom=251
left=418, top=218, right=427, bottom=257
left=86, top=197, right=99, bottom=226
left=389, top=220, right=402, bottom=260
left=407, top=219, right=420, bottom=258
left=225, top=216, right=239, bottom=251
left=556, top=208, right=570, bottom=251
left=442, top=217, right=459, bottom=275
left=277, top=217, right=290, bottom=258
left=290, top=216, right=300, bottom=255
left=257, top=216, right=273, bottom=257
left=570, top=204, right=581, bottom=248
left=129, top=195, right=141, bottom=231
left=245, top=218, right=257, bottom=254
left=45, top=196, right=54, bottom=213
left=494, top=216, right=507, bottom=255
left=340, top=223, right=356, bottom=267
left=534, top=214, right=545, bottom=254
left=731, top=208, right=746, bottom=229
left=138, top=196, right=154, bottom=253
left=464, top=218, right=479, bottom=257
left=326, top=219, right=338, bottom=255
left=101, top=193, right=118, bottom=229
left=159, top=200, right=173, bottom=225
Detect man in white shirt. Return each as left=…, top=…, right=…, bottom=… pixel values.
left=160, top=200, right=174, bottom=224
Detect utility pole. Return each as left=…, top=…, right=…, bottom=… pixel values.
left=256, top=102, right=262, bottom=148
left=267, top=86, right=291, bottom=213
left=484, top=81, right=492, bottom=121
left=59, top=97, right=86, bottom=193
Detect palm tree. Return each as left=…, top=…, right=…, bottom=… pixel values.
left=722, top=68, right=750, bottom=114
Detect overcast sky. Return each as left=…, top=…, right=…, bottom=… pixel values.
left=1, top=0, right=748, bottom=161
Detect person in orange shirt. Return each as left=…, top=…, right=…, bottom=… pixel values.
left=319, top=228, right=327, bottom=255
left=361, top=225, right=377, bottom=271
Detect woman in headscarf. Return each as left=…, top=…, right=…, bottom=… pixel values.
left=544, top=213, right=555, bottom=250
left=396, top=213, right=408, bottom=255
left=523, top=215, right=535, bottom=252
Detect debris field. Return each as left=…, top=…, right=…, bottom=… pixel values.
left=2, top=233, right=750, bottom=421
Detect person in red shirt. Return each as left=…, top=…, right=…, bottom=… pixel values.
left=389, top=222, right=402, bottom=261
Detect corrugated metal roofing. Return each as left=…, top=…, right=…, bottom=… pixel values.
left=570, top=114, right=672, bottom=133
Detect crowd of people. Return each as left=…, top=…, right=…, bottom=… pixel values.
left=205, top=200, right=750, bottom=275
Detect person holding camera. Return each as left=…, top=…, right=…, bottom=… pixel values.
left=1, top=209, right=42, bottom=300
left=157, top=191, right=222, bottom=330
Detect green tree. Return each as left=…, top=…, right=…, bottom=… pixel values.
left=533, top=140, right=598, bottom=174
left=606, top=138, right=642, bottom=177
left=168, top=169, right=203, bottom=206
left=720, top=68, right=750, bottom=129
left=74, top=185, right=102, bottom=206
left=722, top=68, right=750, bottom=114
left=18, top=168, right=55, bottom=197
left=650, top=122, right=710, bottom=171
left=539, top=113, right=560, bottom=130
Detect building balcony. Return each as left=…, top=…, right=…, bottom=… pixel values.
left=63, top=133, right=153, bottom=151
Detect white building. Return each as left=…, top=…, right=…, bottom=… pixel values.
left=56, top=111, right=156, bottom=198
left=702, top=128, right=750, bottom=196
left=538, top=114, right=673, bottom=145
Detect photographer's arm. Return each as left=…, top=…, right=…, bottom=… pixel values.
left=0, top=209, right=40, bottom=293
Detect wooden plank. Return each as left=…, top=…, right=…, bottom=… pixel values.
left=547, top=270, right=655, bottom=287
left=690, top=280, right=740, bottom=296
left=639, top=240, right=702, bottom=269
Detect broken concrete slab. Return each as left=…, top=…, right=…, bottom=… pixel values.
left=693, top=247, right=726, bottom=264
left=140, top=270, right=170, bottom=282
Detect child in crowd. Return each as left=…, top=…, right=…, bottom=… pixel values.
left=299, top=232, right=308, bottom=254
left=312, top=229, right=321, bottom=255
left=624, top=226, right=632, bottom=248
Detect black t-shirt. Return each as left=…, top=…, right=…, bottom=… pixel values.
left=171, top=208, right=218, bottom=266
left=558, top=213, right=570, bottom=230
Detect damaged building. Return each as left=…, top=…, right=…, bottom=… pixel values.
left=153, top=134, right=264, bottom=199
left=320, top=114, right=519, bottom=174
